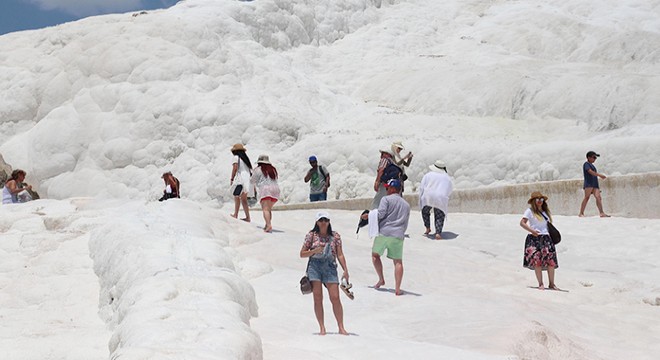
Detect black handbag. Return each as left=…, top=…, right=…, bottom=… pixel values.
left=300, top=259, right=312, bottom=295
left=541, top=213, right=561, bottom=244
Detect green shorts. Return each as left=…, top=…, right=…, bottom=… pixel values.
left=372, top=235, right=404, bottom=260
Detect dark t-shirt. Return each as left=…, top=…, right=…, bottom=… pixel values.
left=583, top=161, right=599, bottom=189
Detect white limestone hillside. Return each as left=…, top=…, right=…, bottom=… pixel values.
left=1, top=0, right=659, bottom=205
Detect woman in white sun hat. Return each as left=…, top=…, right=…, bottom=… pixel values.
left=250, top=154, right=280, bottom=232
left=419, top=160, right=453, bottom=239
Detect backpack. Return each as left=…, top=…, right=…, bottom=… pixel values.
left=380, top=161, right=402, bottom=183
left=318, top=165, right=328, bottom=181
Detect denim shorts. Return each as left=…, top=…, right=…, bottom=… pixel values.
left=309, top=192, right=327, bottom=202
left=307, top=257, right=339, bottom=284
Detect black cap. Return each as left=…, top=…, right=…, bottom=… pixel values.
left=586, top=151, right=600, bottom=158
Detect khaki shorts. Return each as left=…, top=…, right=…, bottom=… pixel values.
left=372, top=235, right=404, bottom=260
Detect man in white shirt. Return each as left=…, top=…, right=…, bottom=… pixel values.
left=419, top=160, right=453, bottom=240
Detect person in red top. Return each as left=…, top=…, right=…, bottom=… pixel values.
left=371, top=149, right=398, bottom=209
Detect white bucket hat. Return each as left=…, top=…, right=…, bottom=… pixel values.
left=257, top=154, right=271, bottom=165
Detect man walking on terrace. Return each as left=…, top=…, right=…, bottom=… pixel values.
left=363, top=179, right=410, bottom=296
left=579, top=150, right=610, bottom=217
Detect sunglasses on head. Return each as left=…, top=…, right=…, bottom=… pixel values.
left=317, top=218, right=330, bottom=222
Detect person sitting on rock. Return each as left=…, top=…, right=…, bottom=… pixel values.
left=2, top=169, right=32, bottom=204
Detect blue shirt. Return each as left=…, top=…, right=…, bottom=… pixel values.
left=583, top=161, right=599, bottom=189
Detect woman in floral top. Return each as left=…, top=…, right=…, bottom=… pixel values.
left=519, top=191, right=560, bottom=290
left=299, top=211, right=349, bottom=335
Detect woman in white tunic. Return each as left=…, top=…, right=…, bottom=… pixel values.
left=419, top=160, right=453, bottom=239
left=230, top=144, right=253, bottom=222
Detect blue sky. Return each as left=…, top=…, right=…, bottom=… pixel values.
left=0, top=0, right=179, bottom=35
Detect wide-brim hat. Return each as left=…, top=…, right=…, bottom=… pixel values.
left=429, top=160, right=447, bottom=172
left=257, top=154, right=271, bottom=165
left=527, top=191, right=548, bottom=204
left=379, top=148, right=393, bottom=156
left=231, top=143, right=246, bottom=152
left=392, top=141, right=405, bottom=150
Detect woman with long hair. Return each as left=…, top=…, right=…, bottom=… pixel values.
left=519, top=191, right=560, bottom=290
left=230, top=143, right=252, bottom=221
left=299, top=211, right=349, bottom=335
left=158, top=171, right=180, bottom=201
left=2, top=169, right=31, bottom=204
left=250, top=154, right=280, bottom=232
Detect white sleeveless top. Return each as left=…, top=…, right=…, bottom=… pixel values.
left=233, top=156, right=252, bottom=194
left=2, top=184, right=17, bottom=204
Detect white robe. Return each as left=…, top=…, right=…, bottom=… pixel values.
left=419, top=171, right=453, bottom=214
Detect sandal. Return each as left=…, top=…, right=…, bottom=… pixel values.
left=340, top=278, right=354, bottom=300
